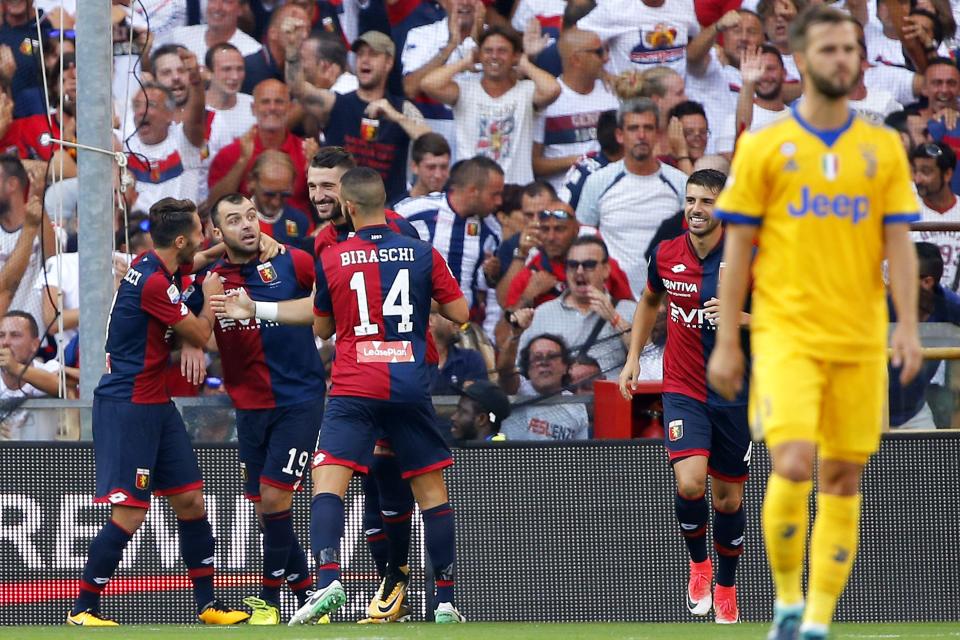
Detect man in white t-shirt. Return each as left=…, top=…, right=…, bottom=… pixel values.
left=126, top=75, right=206, bottom=212
left=685, top=8, right=764, bottom=155
left=204, top=43, right=257, bottom=162
left=911, top=141, right=960, bottom=290
left=575, top=98, right=687, bottom=295
left=0, top=311, right=64, bottom=441
left=421, top=25, right=560, bottom=185
left=532, top=28, right=619, bottom=192
left=576, top=0, right=700, bottom=78
left=300, top=35, right=358, bottom=95
left=157, top=0, right=262, bottom=63
left=401, top=0, right=482, bottom=160
left=716, top=44, right=787, bottom=149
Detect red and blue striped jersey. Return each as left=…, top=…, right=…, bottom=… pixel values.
left=96, top=251, right=192, bottom=404
left=314, top=224, right=463, bottom=402
left=648, top=233, right=749, bottom=405
left=189, top=248, right=326, bottom=410
left=313, top=209, right=419, bottom=256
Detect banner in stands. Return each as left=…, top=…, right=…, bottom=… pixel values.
left=1, top=436, right=958, bottom=624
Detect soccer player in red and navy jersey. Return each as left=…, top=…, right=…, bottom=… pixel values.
left=187, top=194, right=326, bottom=624
left=619, top=170, right=752, bottom=624
left=69, top=198, right=248, bottom=627
left=309, top=147, right=427, bottom=623
left=213, top=168, right=469, bottom=625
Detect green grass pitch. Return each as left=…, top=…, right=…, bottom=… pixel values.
left=1, top=623, right=957, bottom=640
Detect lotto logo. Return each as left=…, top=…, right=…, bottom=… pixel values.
left=107, top=491, right=129, bottom=504
left=313, top=452, right=326, bottom=466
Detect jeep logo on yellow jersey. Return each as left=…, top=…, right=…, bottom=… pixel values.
left=787, top=186, right=869, bottom=223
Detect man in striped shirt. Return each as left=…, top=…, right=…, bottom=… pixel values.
left=395, top=156, right=504, bottom=310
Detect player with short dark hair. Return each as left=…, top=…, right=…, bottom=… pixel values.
left=187, top=193, right=326, bottom=625
left=213, top=168, right=469, bottom=625
left=621, top=169, right=750, bottom=624
left=708, top=6, right=923, bottom=639
left=69, top=197, right=248, bottom=627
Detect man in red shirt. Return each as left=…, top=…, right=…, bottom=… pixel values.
left=207, top=79, right=313, bottom=213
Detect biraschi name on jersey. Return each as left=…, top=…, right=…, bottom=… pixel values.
left=340, top=247, right=416, bottom=267
left=787, top=186, right=869, bottom=223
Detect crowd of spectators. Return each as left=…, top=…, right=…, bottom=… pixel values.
left=2, top=0, right=960, bottom=440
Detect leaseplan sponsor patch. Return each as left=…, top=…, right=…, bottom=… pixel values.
left=356, top=340, right=416, bottom=363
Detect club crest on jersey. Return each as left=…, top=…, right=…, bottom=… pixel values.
left=257, top=262, right=278, bottom=283
left=135, top=468, right=150, bottom=490
left=821, top=153, right=838, bottom=181
left=361, top=117, right=379, bottom=141
left=466, top=222, right=480, bottom=236
left=668, top=420, right=683, bottom=442
left=285, top=219, right=300, bottom=237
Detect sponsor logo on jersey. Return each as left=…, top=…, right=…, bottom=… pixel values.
left=257, top=262, right=278, bottom=283
left=135, top=468, right=150, bottom=490
left=668, top=419, right=683, bottom=441
left=787, top=185, right=869, bottom=223
left=671, top=264, right=686, bottom=273
left=312, top=451, right=326, bottom=466
left=356, top=340, right=416, bottom=363
left=662, top=278, right=698, bottom=295
left=166, top=284, right=180, bottom=303
left=669, top=301, right=713, bottom=328
left=107, top=491, right=129, bottom=504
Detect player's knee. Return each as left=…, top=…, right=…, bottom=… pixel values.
left=772, top=445, right=815, bottom=482
left=676, top=476, right=707, bottom=500
left=712, top=492, right=743, bottom=513
left=818, top=459, right=863, bottom=495
left=259, top=484, right=293, bottom=513
left=112, top=505, right=147, bottom=533
left=169, top=490, right=206, bottom=519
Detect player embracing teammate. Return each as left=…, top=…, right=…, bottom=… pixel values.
left=214, top=167, right=468, bottom=624
left=621, top=169, right=751, bottom=624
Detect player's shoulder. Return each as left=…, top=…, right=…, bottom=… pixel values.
left=850, top=114, right=904, bottom=148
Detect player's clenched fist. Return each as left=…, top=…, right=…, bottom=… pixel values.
left=211, top=289, right=255, bottom=320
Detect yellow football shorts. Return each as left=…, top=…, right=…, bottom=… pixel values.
left=749, top=344, right=886, bottom=463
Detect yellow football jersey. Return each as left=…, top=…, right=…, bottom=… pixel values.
left=715, top=109, right=919, bottom=361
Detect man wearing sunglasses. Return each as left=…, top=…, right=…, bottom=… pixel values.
left=249, top=150, right=312, bottom=252
left=505, top=203, right=632, bottom=310
left=508, top=235, right=636, bottom=390
left=910, top=142, right=960, bottom=291
left=620, top=168, right=750, bottom=624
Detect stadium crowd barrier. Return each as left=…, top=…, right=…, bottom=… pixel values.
left=1, top=433, right=958, bottom=624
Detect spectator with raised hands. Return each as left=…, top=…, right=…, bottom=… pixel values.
left=400, top=0, right=484, bottom=157
left=665, top=101, right=712, bottom=175
left=421, top=25, right=561, bottom=185
left=725, top=44, right=787, bottom=145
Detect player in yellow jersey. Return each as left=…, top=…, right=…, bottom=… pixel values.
left=706, top=6, right=923, bottom=640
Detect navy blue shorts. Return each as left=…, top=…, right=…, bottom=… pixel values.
left=312, top=396, right=452, bottom=478
left=662, top=392, right=751, bottom=482
left=236, top=397, right=324, bottom=501
left=92, top=396, right=203, bottom=509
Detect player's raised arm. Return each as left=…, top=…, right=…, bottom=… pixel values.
left=707, top=223, right=757, bottom=401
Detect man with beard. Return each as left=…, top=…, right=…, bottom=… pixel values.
left=288, top=32, right=430, bottom=202
left=708, top=7, right=922, bottom=640
left=888, top=242, right=960, bottom=429
left=722, top=44, right=787, bottom=146
left=306, top=147, right=429, bottom=624
left=249, top=151, right=312, bottom=251
left=186, top=194, right=324, bottom=625
left=920, top=58, right=960, bottom=194
left=126, top=50, right=206, bottom=212
left=621, top=168, right=750, bottom=625
left=910, top=141, right=960, bottom=290
left=576, top=98, right=687, bottom=296
left=686, top=8, right=765, bottom=156
left=69, top=198, right=247, bottom=626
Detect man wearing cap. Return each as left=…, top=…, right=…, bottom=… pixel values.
left=451, top=380, right=511, bottom=443
left=288, top=31, right=431, bottom=202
